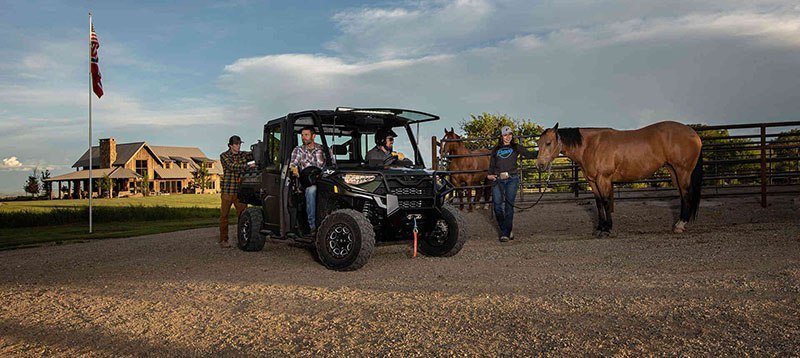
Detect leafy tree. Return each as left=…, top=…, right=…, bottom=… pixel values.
left=769, top=129, right=800, bottom=184
left=137, top=175, right=150, bottom=197
left=24, top=168, right=40, bottom=197
left=99, top=173, right=113, bottom=198
left=193, top=163, right=210, bottom=194
left=39, top=169, right=51, bottom=198
left=459, top=113, right=543, bottom=150
left=690, top=125, right=759, bottom=186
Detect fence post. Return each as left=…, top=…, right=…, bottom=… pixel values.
left=572, top=164, right=580, bottom=197
left=431, top=136, right=438, bottom=170
left=760, top=125, right=767, bottom=208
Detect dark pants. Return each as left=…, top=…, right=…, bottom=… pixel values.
left=492, top=175, right=519, bottom=237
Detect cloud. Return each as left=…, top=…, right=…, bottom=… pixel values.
left=1, top=157, right=22, bottom=169
left=219, top=0, right=800, bottom=164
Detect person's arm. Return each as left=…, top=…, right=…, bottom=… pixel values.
left=221, top=152, right=247, bottom=173
left=288, top=147, right=301, bottom=169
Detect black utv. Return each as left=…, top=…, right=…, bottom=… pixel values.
left=236, top=107, right=467, bottom=271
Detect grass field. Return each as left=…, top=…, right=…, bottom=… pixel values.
left=0, top=194, right=235, bottom=249
left=0, top=194, right=221, bottom=212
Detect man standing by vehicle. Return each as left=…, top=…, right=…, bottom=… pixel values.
left=487, top=126, right=538, bottom=242
left=366, top=127, right=410, bottom=167
left=219, top=135, right=254, bottom=248
left=289, top=126, right=326, bottom=235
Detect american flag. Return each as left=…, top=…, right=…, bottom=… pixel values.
left=90, top=23, right=103, bottom=98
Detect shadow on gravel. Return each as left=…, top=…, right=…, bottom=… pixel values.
left=0, top=318, right=196, bottom=356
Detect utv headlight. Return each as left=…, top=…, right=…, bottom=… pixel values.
left=342, top=173, right=378, bottom=185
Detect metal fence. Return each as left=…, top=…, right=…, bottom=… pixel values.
left=432, top=121, right=800, bottom=208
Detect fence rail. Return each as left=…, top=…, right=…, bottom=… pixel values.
left=432, top=121, right=800, bottom=208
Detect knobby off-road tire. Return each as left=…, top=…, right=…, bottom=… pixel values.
left=419, top=203, right=467, bottom=257
left=238, top=207, right=266, bottom=252
left=315, top=209, right=375, bottom=271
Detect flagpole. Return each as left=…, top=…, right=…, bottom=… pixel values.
left=88, top=12, right=93, bottom=234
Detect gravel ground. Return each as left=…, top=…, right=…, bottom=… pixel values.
left=1, top=195, right=799, bottom=356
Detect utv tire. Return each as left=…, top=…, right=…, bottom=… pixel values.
left=419, top=204, right=467, bottom=257
left=315, top=209, right=375, bottom=271
left=238, top=207, right=266, bottom=252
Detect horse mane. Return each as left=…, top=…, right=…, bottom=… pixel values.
left=557, top=127, right=582, bottom=148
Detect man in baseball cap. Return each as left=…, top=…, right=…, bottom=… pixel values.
left=218, top=134, right=255, bottom=248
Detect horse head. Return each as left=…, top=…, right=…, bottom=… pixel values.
left=440, top=127, right=462, bottom=158
left=536, top=122, right=560, bottom=169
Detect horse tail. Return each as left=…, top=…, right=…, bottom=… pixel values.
left=686, top=152, right=703, bottom=221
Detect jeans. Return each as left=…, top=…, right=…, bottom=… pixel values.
left=220, top=193, right=247, bottom=242
left=305, top=185, right=317, bottom=229
left=492, top=175, right=519, bottom=237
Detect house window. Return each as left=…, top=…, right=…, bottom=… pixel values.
left=135, top=160, right=148, bottom=177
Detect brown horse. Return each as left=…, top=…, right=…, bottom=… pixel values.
left=536, top=121, right=703, bottom=236
left=440, top=128, right=491, bottom=211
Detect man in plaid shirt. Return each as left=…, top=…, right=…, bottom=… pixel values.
left=218, top=135, right=254, bottom=248
left=289, top=126, right=327, bottom=234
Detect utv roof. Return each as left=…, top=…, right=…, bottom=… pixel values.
left=266, top=107, right=439, bottom=133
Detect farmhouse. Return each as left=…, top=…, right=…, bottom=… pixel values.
left=45, top=138, right=222, bottom=199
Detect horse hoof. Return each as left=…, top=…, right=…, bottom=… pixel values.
left=673, top=220, right=687, bottom=233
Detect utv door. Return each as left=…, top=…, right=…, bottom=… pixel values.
left=262, top=123, right=283, bottom=230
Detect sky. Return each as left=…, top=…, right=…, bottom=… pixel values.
left=1, top=0, right=799, bottom=195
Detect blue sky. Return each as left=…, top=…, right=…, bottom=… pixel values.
left=1, top=0, right=799, bottom=195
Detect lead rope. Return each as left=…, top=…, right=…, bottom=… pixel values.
left=494, top=162, right=553, bottom=212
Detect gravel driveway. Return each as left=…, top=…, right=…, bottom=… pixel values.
left=1, top=195, right=799, bottom=356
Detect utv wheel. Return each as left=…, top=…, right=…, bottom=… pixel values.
left=419, top=204, right=467, bottom=257
left=315, top=209, right=375, bottom=271
left=238, top=207, right=266, bottom=252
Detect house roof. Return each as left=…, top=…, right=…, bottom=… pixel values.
left=45, top=167, right=142, bottom=182
left=154, top=167, right=193, bottom=179
left=71, top=142, right=220, bottom=175
left=109, top=167, right=142, bottom=179
left=72, top=142, right=146, bottom=168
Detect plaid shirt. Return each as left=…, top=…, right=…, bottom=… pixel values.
left=289, top=143, right=326, bottom=170
left=220, top=149, right=254, bottom=195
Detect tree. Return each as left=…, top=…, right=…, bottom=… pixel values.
left=769, top=129, right=800, bottom=184
left=690, top=124, right=759, bottom=186
left=99, top=173, right=113, bottom=198
left=457, top=113, right=563, bottom=192
left=459, top=113, right=543, bottom=150
left=193, top=163, right=210, bottom=194
left=24, top=168, right=40, bottom=197
left=137, top=175, right=150, bottom=197
left=39, top=169, right=51, bottom=198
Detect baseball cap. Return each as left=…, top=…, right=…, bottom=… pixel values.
left=228, top=135, right=243, bottom=145
left=501, top=126, right=513, bottom=136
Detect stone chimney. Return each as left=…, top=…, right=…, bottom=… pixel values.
left=99, top=138, right=117, bottom=169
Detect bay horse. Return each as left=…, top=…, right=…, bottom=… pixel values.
left=536, top=121, right=703, bottom=236
left=440, top=128, right=491, bottom=211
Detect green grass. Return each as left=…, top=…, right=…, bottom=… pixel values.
left=0, top=218, right=225, bottom=250
left=0, top=194, right=221, bottom=212
left=0, top=194, right=238, bottom=250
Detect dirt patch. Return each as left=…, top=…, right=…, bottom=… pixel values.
left=1, top=196, right=799, bottom=356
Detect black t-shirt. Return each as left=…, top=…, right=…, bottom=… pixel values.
left=488, top=144, right=538, bottom=175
